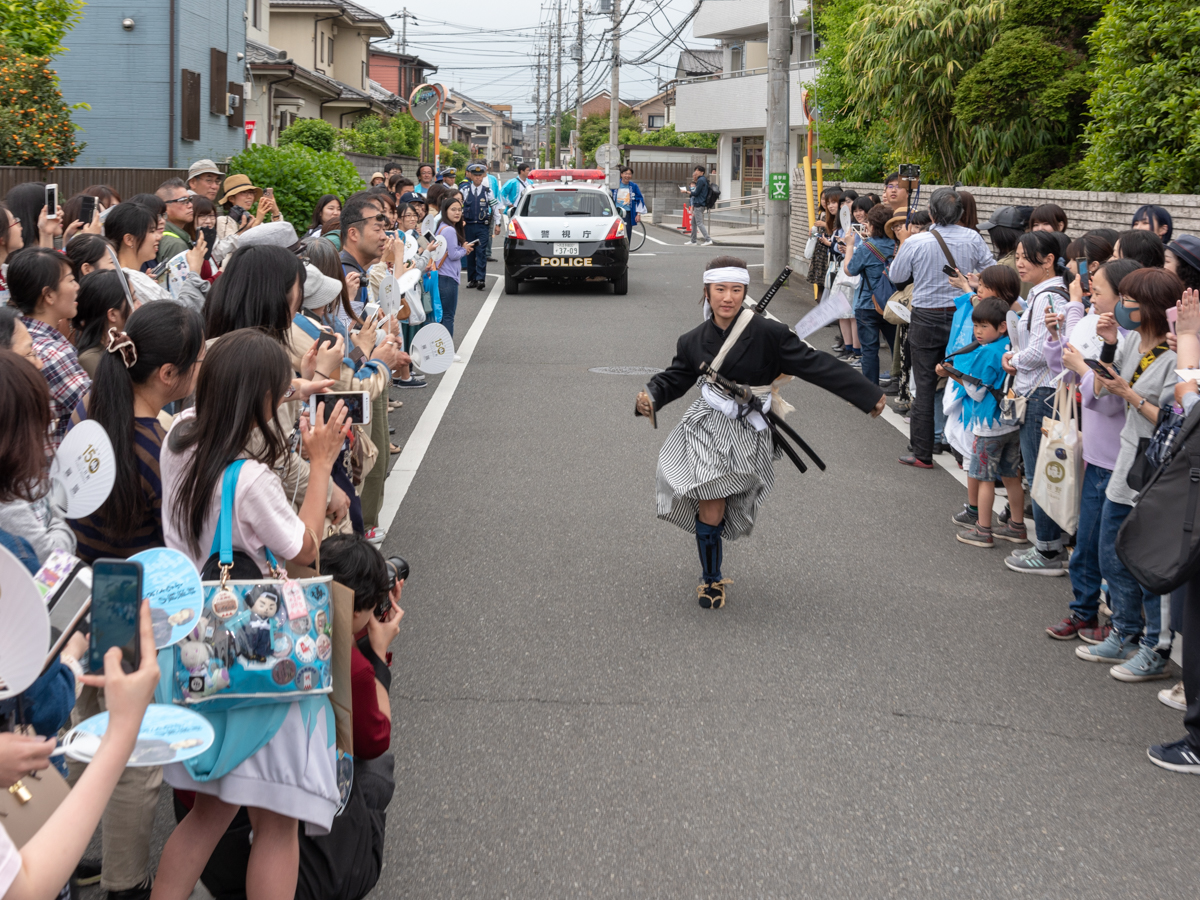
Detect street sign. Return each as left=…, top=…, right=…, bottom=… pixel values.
left=768, top=172, right=790, bottom=201
left=244, top=119, right=256, bottom=143
left=594, top=142, right=617, bottom=168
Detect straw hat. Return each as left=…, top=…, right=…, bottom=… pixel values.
left=219, top=173, right=263, bottom=207
left=884, top=213, right=908, bottom=241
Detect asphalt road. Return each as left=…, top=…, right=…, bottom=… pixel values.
left=367, top=238, right=1200, bottom=898
left=88, top=235, right=1199, bottom=899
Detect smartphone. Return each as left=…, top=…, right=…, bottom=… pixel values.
left=45, top=183, right=59, bottom=219
left=851, top=223, right=866, bottom=235
left=315, top=330, right=338, bottom=351
left=79, top=195, right=97, bottom=225
left=1084, top=358, right=1112, bottom=377
left=88, top=559, right=143, bottom=673
left=1167, top=306, right=1177, bottom=334
left=263, top=188, right=274, bottom=199
left=423, top=231, right=435, bottom=243
left=44, top=567, right=92, bottom=673
left=362, top=302, right=381, bottom=322
left=898, top=163, right=921, bottom=180
left=1077, top=258, right=1089, bottom=294
left=314, top=390, right=370, bottom=425
left=942, top=264, right=958, bottom=277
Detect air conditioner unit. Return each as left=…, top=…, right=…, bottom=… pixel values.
left=226, top=93, right=240, bottom=115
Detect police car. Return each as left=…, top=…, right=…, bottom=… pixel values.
left=502, top=168, right=630, bottom=295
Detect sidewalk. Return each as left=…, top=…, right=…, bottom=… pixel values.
left=647, top=220, right=764, bottom=248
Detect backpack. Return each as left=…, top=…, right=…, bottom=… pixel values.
left=1115, top=402, right=1200, bottom=594
left=704, top=182, right=720, bottom=209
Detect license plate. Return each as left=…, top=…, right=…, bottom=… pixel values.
left=553, top=243, right=579, bottom=256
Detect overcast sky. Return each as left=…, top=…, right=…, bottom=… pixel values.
left=372, top=0, right=716, bottom=126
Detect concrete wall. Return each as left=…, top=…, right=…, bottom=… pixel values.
left=56, top=0, right=246, bottom=167
left=836, top=182, right=1200, bottom=244
left=269, top=12, right=320, bottom=73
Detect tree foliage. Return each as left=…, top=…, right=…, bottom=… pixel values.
left=632, top=123, right=718, bottom=149
left=577, top=109, right=642, bottom=158
left=0, top=42, right=81, bottom=166
left=845, top=0, right=1006, bottom=181
left=226, top=143, right=364, bottom=229
left=279, top=118, right=338, bottom=152
left=1083, top=0, right=1200, bottom=193
left=0, top=0, right=83, bottom=57
left=339, top=113, right=422, bottom=158
left=438, top=140, right=468, bottom=170
left=812, top=0, right=888, bottom=181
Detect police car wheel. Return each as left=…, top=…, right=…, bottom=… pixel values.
left=611, top=268, right=629, bottom=296
left=504, top=270, right=521, bottom=295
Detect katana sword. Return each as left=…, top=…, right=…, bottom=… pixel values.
left=753, top=266, right=793, bottom=315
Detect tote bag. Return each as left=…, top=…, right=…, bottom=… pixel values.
left=170, top=461, right=335, bottom=712
left=1030, top=381, right=1082, bottom=533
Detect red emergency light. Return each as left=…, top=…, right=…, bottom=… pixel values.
left=528, top=168, right=607, bottom=183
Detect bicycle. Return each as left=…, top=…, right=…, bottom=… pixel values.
left=627, top=219, right=647, bottom=253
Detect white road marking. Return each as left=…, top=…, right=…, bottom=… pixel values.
left=641, top=232, right=675, bottom=246
left=378, top=278, right=504, bottom=525
left=631, top=253, right=657, bottom=256
left=878, top=404, right=1023, bottom=523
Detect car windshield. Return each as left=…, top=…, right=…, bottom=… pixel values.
left=522, top=190, right=613, bottom=218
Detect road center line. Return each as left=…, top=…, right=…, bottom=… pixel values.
left=378, top=278, right=504, bottom=525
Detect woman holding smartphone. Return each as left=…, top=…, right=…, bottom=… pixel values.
left=436, top=195, right=472, bottom=339
left=153, top=330, right=350, bottom=900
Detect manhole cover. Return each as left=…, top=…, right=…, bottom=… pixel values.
left=588, top=366, right=664, bottom=376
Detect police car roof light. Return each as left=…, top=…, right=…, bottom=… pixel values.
left=529, top=168, right=606, bottom=183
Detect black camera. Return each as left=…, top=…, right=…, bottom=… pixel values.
left=376, top=556, right=409, bottom=621
left=229, top=204, right=245, bottom=224
left=898, top=163, right=921, bottom=180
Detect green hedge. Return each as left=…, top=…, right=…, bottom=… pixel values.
left=225, top=144, right=364, bottom=230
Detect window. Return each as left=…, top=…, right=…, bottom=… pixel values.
left=648, top=114, right=664, bottom=129
left=251, top=0, right=261, bottom=30
left=210, top=48, right=228, bottom=116
left=328, top=36, right=334, bottom=64
left=521, top=190, right=613, bottom=218
left=181, top=69, right=201, bottom=141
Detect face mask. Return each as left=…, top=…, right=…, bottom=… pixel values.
left=1114, top=300, right=1139, bottom=331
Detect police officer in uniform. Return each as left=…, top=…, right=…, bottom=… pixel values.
left=459, top=162, right=502, bottom=290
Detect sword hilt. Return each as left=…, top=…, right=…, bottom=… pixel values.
left=753, top=266, right=793, bottom=315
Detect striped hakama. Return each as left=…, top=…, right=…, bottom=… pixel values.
left=655, top=395, right=780, bottom=540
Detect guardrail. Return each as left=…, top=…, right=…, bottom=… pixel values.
left=712, top=191, right=766, bottom=228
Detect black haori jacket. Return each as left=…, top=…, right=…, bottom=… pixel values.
left=645, top=313, right=883, bottom=413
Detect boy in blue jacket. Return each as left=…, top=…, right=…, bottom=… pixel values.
left=938, top=296, right=1029, bottom=549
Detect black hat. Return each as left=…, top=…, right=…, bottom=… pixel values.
left=398, top=191, right=426, bottom=204
left=1168, top=235, right=1200, bottom=274
left=979, top=205, right=1034, bottom=231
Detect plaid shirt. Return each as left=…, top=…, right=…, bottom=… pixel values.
left=23, top=317, right=91, bottom=451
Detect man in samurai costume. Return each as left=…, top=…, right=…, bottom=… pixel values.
left=636, top=256, right=886, bottom=609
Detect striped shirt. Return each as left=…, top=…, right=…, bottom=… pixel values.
left=23, top=317, right=91, bottom=450
left=887, top=224, right=996, bottom=310
left=1011, top=277, right=1068, bottom=395
left=66, top=401, right=167, bottom=564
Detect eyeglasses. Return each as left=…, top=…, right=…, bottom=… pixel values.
left=165, top=196, right=194, bottom=205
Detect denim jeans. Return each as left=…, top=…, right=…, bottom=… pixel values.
left=1099, top=497, right=1163, bottom=650
left=464, top=221, right=491, bottom=283
left=438, top=274, right=460, bottom=337
left=1017, top=385, right=1063, bottom=552
left=854, top=306, right=895, bottom=386
left=1068, top=464, right=1111, bottom=621
left=907, top=307, right=955, bottom=462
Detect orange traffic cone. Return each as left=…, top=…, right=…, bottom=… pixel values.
left=680, top=204, right=692, bottom=234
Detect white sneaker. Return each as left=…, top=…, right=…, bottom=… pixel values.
left=1159, top=680, right=1187, bottom=711
left=684, top=240, right=697, bottom=245
left=364, top=526, right=386, bottom=547
left=702, top=240, right=714, bottom=246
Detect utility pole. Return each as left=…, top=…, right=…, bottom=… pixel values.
left=533, top=49, right=542, bottom=166
left=554, top=0, right=563, bottom=168
left=574, top=0, right=584, bottom=166
left=607, top=0, right=620, bottom=187
left=394, top=8, right=416, bottom=55
left=764, top=0, right=791, bottom=277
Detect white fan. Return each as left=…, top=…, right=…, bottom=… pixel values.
left=396, top=267, right=422, bottom=294
left=50, top=420, right=116, bottom=518
left=0, top=545, right=50, bottom=700
left=886, top=300, right=911, bottom=324
left=409, top=323, right=455, bottom=374
left=377, top=272, right=403, bottom=316
left=62, top=704, right=215, bottom=766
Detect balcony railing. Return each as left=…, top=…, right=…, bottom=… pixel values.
left=676, top=60, right=819, bottom=86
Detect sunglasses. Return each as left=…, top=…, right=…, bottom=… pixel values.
left=346, top=214, right=389, bottom=228
left=165, top=196, right=194, bottom=205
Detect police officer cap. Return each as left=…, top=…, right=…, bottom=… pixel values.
left=439, top=167, right=457, bottom=177
left=466, top=163, right=487, bottom=175
left=979, top=205, right=1034, bottom=232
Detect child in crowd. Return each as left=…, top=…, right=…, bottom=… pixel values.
left=938, top=296, right=1029, bottom=548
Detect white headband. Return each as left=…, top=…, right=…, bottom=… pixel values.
left=703, top=266, right=750, bottom=285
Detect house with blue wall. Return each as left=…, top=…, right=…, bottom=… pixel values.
left=54, top=1, right=247, bottom=168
